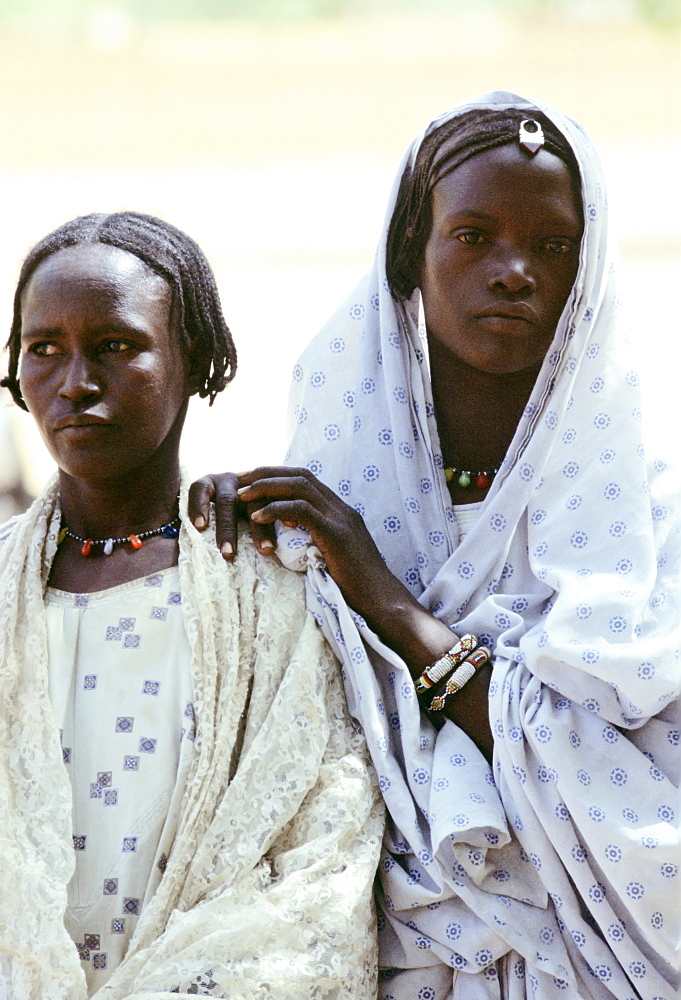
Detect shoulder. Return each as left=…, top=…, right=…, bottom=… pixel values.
left=232, top=524, right=307, bottom=607
left=0, top=512, right=28, bottom=549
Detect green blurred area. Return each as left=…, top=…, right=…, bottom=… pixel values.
left=0, top=0, right=678, bottom=27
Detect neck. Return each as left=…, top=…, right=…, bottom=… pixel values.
left=428, top=335, right=540, bottom=471
left=58, top=459, right=182, bottom=540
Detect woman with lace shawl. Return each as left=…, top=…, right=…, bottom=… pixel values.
left=0, top=212, right=383, bottom=1000
left=193, top=93, right=680, bottom=998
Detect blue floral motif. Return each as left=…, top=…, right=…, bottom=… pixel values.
left=615, top=558, right=633, bottom=575
left=609, top=615, right=627, bottom=634
left=599, top=448, right=616, bottom=463
left=589, top=376, right=604, bottom=393
left=383, top=515, right=401, bottom=534
left=588, top=806, right=605, bottom=822
left=637, top=661, right=655, bottom=680
left=577, top=769, right=591, bottom=786
left=420, top=477, right=433, bottom=494
left=428, top=530, right=445, bottom=546
left=489, top=513, right=507, bottom=532
left=361, top=377, right=375, bottom=394
left=307, top=459, right=323, bottom=476
left=661, top=862, right=678, bottom=878
left=570, top=530, right=588, bottom=549
left=393, top=386, right=408, bottom=404
left=603, top=482, right=621, bottom=500
left=310, top=370, right=327, bottom=388
left=563, top=461, right=579, bottom=479
left=657, top=804, right=675, bottom=822
left=292, top=363, right=303, bottom=382
left=609, top=520, right=627, bottom=538
left=628, top=961, right=646, bottom=979
left=622, top=807, right=638, bottom=822
left=610, top=768, right=627, bottom=786
left=605, top=844, right=622, bottom=862
left=458, top=561, right=475, bottom=580
left=363, top=465, right=380, bottom=483
left=531, top=508, right=547, bottom=525
left=341, top=390, right=355, bottom=408
left=329, top=336, right=346, bottom=354
left=349, top=303, right=365, bottom=320
left=324, top=423, right=340, bottom=442
left=562, top=426, right=577, bottom=444
left=586, top=342, right=600, bottom=358
left=337, top=479, right=351, bottom=497
left=565, top=493, right=583, bottom=510
left=575, top=603, right=592, bottom=620
left=518, top=462, right=534, bottom=482
left=626, top=881, right=645, bottom=899
left=294, top=405, right=308, bottom=425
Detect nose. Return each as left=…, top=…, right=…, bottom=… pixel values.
left=487, top=246, right=536, bottom=296
left=58, top=353, right=101, bottom=402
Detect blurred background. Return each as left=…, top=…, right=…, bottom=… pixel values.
left=0, top=0, right=679, bottom=517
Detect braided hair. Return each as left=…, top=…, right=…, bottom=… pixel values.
left=386, top=108, right=582, bottom=300
left=2, top=211, right=237, bottom=411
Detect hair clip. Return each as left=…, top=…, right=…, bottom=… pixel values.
left=518, top=119, right=545, bottom=156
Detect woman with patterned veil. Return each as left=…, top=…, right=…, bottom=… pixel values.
left=0, top=212, right=383, bottom=999
left=196, top=91, right=680, bottom=998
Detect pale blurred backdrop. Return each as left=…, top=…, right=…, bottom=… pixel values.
left=0, top=0, right=679, bottom=512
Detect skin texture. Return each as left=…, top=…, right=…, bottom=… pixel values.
left=189, top=144, right=584, bottom=758
left=20, top=244, right=194, bottom=592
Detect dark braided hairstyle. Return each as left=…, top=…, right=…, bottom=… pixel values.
left=386, top=107, right=582, bottom=300
left=1, top=211, right=237, bottom=411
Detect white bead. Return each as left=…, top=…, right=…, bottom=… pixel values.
left=104, top=538, right=114, bottom=556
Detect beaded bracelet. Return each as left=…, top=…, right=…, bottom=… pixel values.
left=414, top=634, right=479, bottom=695
left=429, top=647, right=491, bottom=713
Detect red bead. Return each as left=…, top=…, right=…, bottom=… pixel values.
left=475, top=472, right=489, bottom=489
left=81, top=538, right=93, bottom=557
left=129, top=534, right=143, bottom=550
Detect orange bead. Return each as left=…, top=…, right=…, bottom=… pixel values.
left=81, top=539, right=93, bottom=557
left=129, top=534, right=143, bottom=550
left=476, top=472, right=489, bottom=488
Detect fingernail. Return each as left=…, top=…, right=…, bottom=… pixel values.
left=193, top=515, right=206, bottom=529
left=221, top=541, right=233, bottom=558
left=237, top=487, right=248, bottom=496
left=259, top=540, right=274, bottom=553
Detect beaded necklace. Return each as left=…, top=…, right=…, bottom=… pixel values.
left=58, top=517, right=180, bottom=557
left=444, top=466, right=499, bottom=490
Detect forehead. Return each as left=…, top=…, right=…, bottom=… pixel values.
left=431, top=143, right=583, bottom=227
left=22, top=244, right=171, bottom=322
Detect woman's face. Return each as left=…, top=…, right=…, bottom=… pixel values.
left=19, top=243, right=192, bottom=485
left=419, top=143, right=583, bottom=376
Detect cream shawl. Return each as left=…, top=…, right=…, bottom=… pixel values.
left=0, top=478, right=383, bottom=1000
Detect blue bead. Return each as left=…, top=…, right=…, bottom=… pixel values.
left=161, top=524, right=180, bottom=538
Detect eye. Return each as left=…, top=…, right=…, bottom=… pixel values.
left=455, top=231, right=486, bottom=246
left=100, top=338, right=132, bottom=353
left=27, top=341, right=60, bottom=357
left=543, top=239, right=575, bottom=254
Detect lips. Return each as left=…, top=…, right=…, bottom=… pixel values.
left=475, top=304, right=537, bottom=323
left=53, top=413, right=112, bottom=431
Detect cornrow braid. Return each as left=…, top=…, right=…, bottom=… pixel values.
left=386, top=108, right=582, bottom=300
left=1, top=211, right=237, bottom=411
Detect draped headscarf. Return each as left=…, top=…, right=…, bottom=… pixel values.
left=277, top=91, right=680, bottom=999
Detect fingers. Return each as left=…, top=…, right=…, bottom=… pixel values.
left=187, top=477, right=219, bottom=531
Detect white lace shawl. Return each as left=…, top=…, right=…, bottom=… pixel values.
left=0, top=477, right=384, bottom=1000
left=277, top=92, right=681, bottom=997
